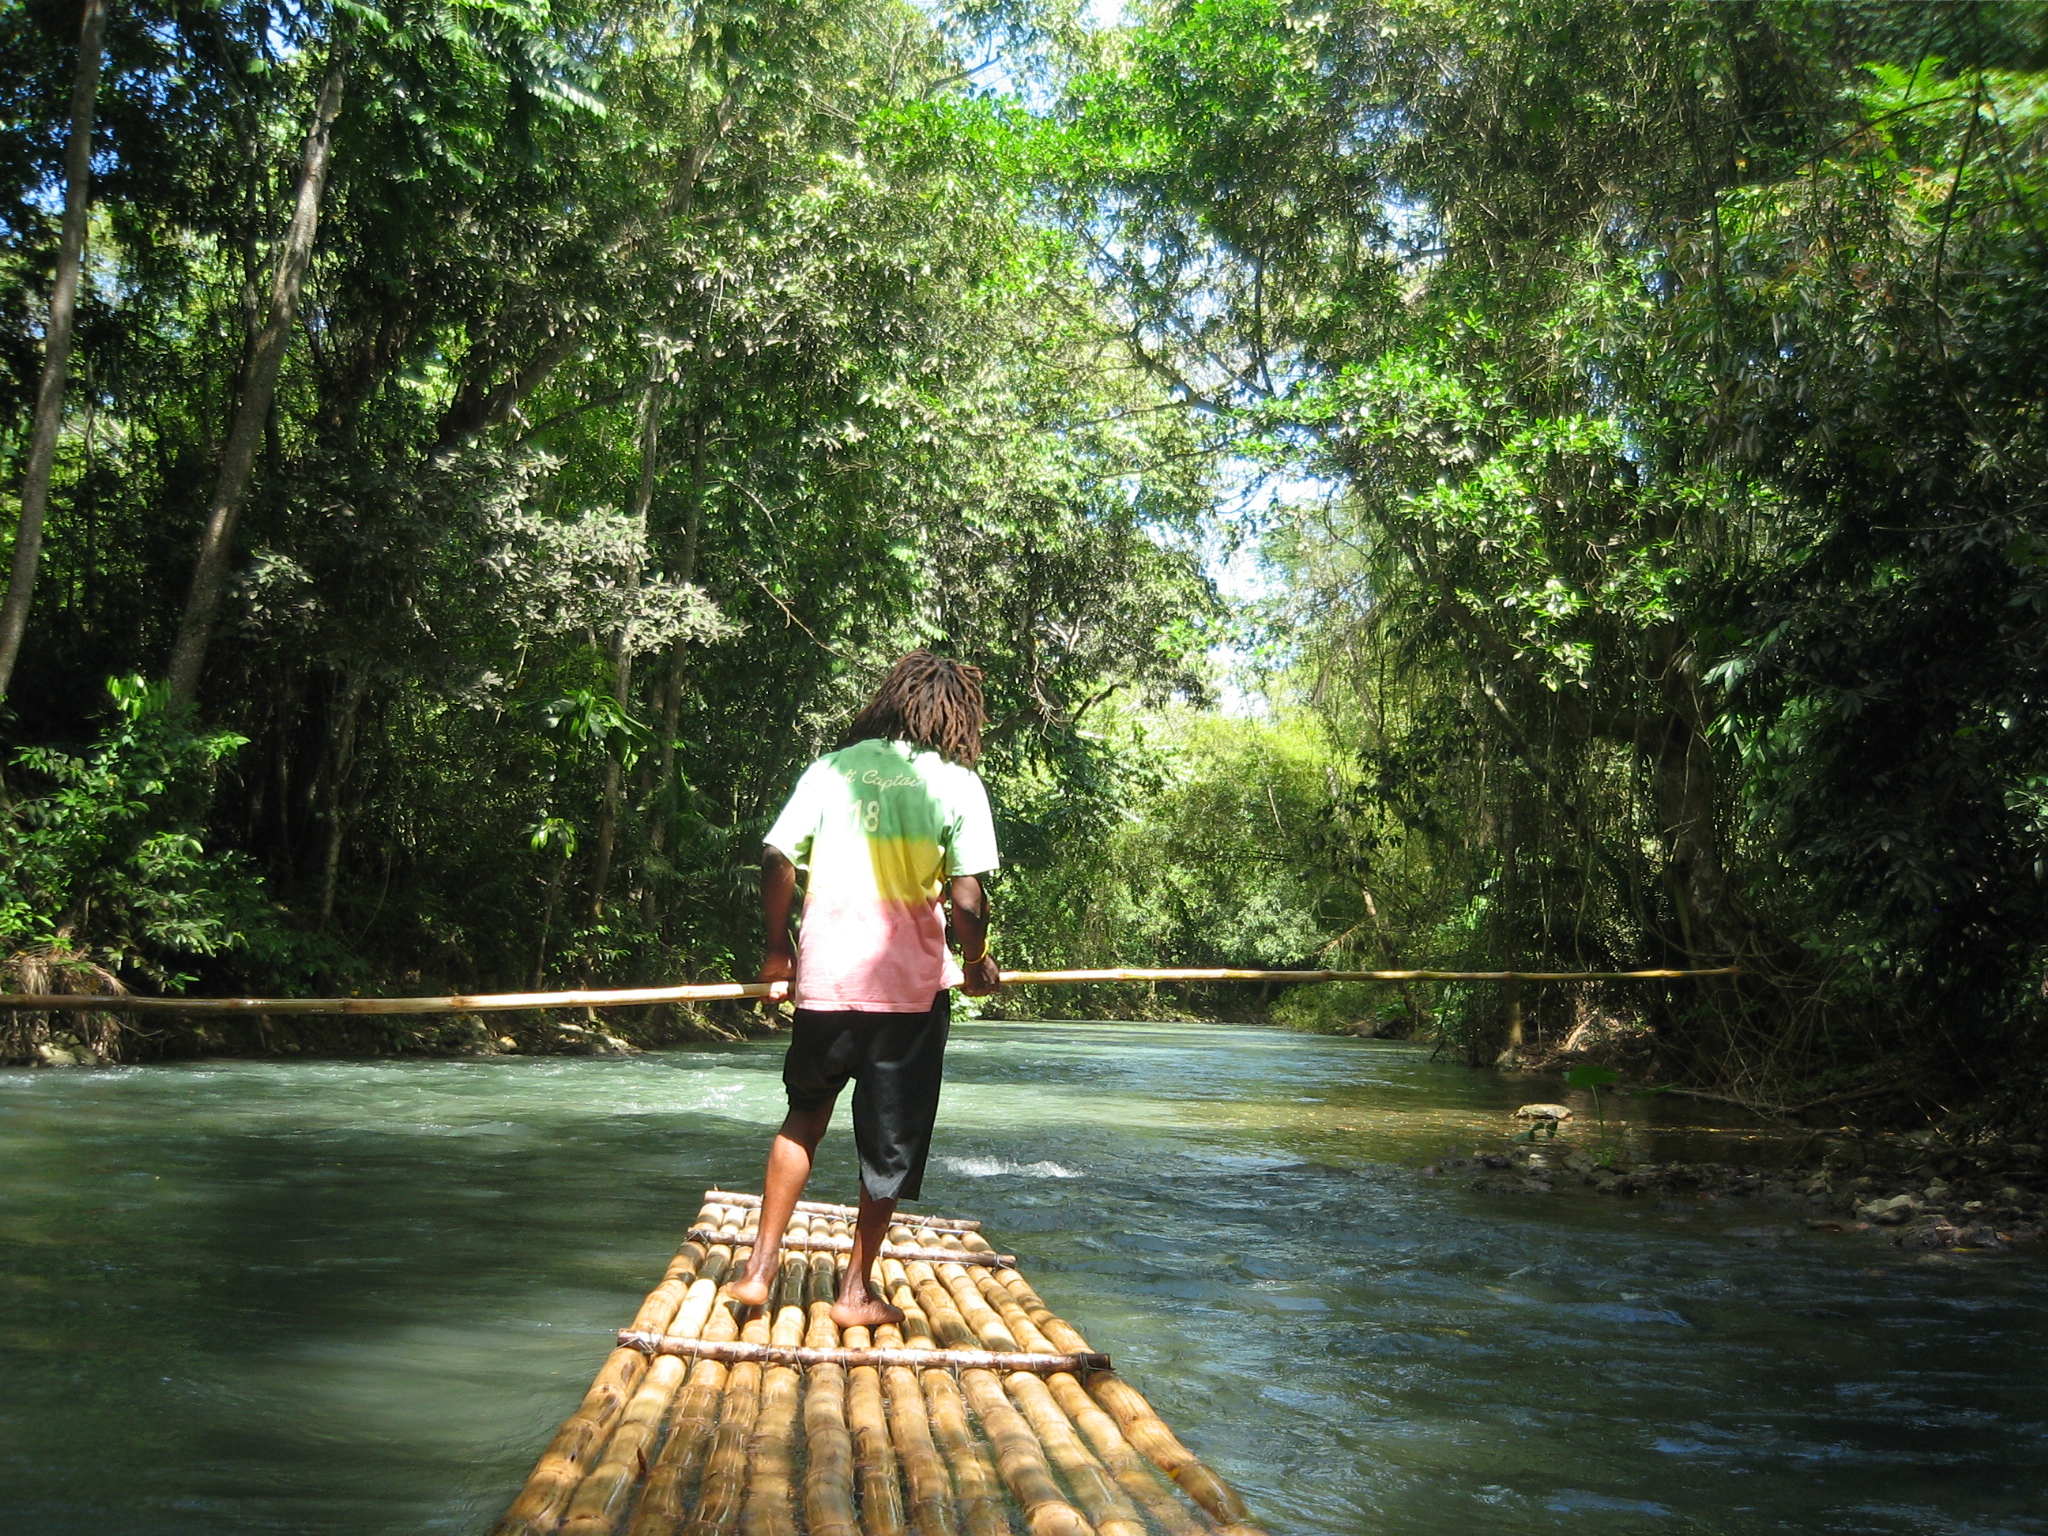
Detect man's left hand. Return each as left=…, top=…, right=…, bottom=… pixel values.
left=961, top=953, right=1001, bottom=997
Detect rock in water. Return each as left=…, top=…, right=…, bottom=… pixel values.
left=1858, top=1194, right=1918, bottom=1225
left=1515, top=1103, right=1574, bottom=1122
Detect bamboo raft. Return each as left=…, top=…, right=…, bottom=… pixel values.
left=492, top=1191, right=1268, bottom=1536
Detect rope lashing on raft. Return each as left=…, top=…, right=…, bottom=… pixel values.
left=616, top=1329, right=1112, bottom=1376
left=0, top=964, right=1743, bottom=1014
left=683, top=1224, right=1017, bottom=1269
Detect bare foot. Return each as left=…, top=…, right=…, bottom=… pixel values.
left=722, top=1274, right=772, bottom=1309
left=831, top=1295, right=905, bottom=1330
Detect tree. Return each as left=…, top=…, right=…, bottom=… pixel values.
left=164, top=37, right=348, bottom=709
left=0, top=0, right=108, bottom=704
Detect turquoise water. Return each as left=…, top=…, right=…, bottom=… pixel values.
left=1, top=1021, right=2044, bottom=1535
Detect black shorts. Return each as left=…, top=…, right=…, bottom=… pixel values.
left=782, top=992, right=950, bottom=1203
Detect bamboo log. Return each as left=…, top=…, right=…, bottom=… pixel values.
left=0, top=965, right=1741, bottom=1014
left=841, top=1263, right=909, bottom=1536
left=924, top=1252, right=1145, bottom=1536
left=904, top=1258, right=1093, bottom=1536
left=625, top=1216, right=758, bottom=1536
left=988, top=1270, right=1262, bottom=1535
left=686, top=1227, right=1014, bottom=1269
left=959, top=1261, right=1205, bottom=1536
left=801, top=1244, right=860, bottom=1536
left=739, top=1228, right=813, bottom=1536
left=560, top=1243, right=735, bottom=1536
left=706, top=1192, right=981, bottom=1233
left=869, top=1269, right=963, bottom=1536
left=681, top=1223, right=783, bottom=1536
left=883, top=1260, right=1012, bottom=1536
left=492, top=1202, right=723, bottom=1536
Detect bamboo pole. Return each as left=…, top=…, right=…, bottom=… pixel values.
left=685, top=1227, right=1015, bottom=1269
left=1000, top=967, right=1741, bottom=984
left=801, top=1241, right=860, bottom=1536
left=706, top=1192, right=982, bottom=1233
left=987, top=1270, right=1262, bottom=1536
left=492, top=1201, right=726, bottom=1536
left=625, top=1211, right=758, bottom=1536
left=0, top=965, right=1741, bottom=1014
left=0, top=980, right=779, bottom=1015
left=882, top=1258, right=1011, bottom=1536
left=739, top=1227, right=813, bottom=1536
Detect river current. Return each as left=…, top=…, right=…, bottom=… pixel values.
left=2, top=1021, right=2044, bottom=1535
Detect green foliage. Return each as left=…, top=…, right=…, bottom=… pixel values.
left=0, top=0, right=1227, bottom=1021
left=1053, top=0, right=2048, bottom=1117
left=12, top=0, right=2048, bottom=1127
left=997, top=707, right=1402, bottom=1021
left=1, top=678, right=286, bottom=986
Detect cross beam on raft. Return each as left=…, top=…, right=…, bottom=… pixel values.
left=617, top=1330, right=1111, bottom=1375
left=684, top=1224, right=1017, bottom=1268
left=703, top=1189, right=981, bottom=1231
left=0, top=964, right=1742, bottom=1013
left=490, top=1189, right=1271, bottom=1536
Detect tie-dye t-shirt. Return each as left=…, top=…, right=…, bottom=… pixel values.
left=764, top=738, right=1000, bottom=1012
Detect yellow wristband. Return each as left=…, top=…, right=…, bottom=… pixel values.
left=961, top=948, right=987, bottom=965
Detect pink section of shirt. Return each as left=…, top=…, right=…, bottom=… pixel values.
left=793, top=895, right=963, bottom=1013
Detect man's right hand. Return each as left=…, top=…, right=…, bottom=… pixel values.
left=759, top=944, right=795, bottom=1002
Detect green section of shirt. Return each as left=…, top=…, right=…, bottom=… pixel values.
left=765, top=738, right=999, bottom=893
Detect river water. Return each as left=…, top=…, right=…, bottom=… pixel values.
left=2, top=1021, right=2044, bottom=1536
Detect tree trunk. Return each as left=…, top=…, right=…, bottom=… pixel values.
left=1355, top=879, right=1426, bottom=1035
left=589, top=648, right=633, bottom=920
left=317, top=668, right=368, bottom=931
left=166, top=47, right=348, bottom=710
left=1646, top=710, right=1744, bottom=963
left=533, top=850, right=571, bottom=989
left=0, top=0, right=110, bottom=704
left=644, top=413, right=708, bottom=926
left=589, top=375, right=662, bottom=918
left=1496, top=792, right=1523, bottom=1060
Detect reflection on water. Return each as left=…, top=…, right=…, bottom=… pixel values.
left=2, top=1022, right=2044, bottom=1536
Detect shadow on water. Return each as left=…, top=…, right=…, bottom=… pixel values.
left=2, top=1020, right=2045, bottom=1535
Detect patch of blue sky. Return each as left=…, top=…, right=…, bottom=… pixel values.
left=911, top=0, right=1131, bottom=110
left=1179, top=460, right=1346, bottom=717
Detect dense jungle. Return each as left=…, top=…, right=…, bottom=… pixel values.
left=5, top=0, right=2048, bottom=1136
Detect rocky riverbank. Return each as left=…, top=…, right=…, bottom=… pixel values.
left=1424, top=1123, right=2048, bottom=1252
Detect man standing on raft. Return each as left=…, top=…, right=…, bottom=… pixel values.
left=722, top=651, right=1001, bottom=1327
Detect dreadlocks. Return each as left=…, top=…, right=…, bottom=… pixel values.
left=844, top=651, right=987, bottom=767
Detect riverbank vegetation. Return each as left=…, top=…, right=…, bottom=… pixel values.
left=6, top=0, right=2048, bottom=1136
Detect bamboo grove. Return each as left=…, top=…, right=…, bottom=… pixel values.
left=7, top=0, right=2048, bottom=1131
